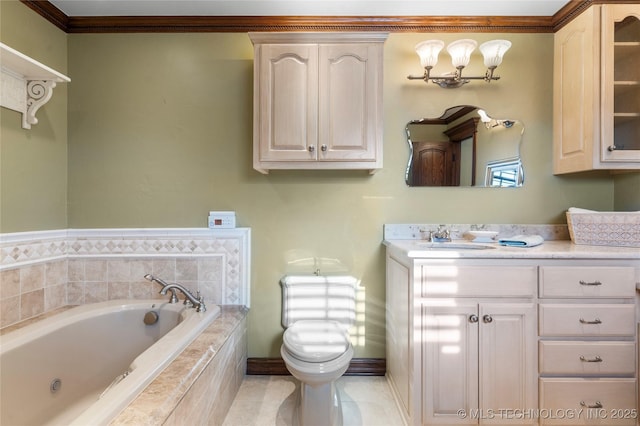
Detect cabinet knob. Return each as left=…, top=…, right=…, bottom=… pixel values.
left=482, top=315, right=493, bottom=323
left=469, top=314, right=479, bottom=323
left=308, top=146, right=315, bottom=153
left=321, top=144, right=327, bottom=152
left=607, top=145, right=617, bottom=152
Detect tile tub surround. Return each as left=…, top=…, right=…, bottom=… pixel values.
left=112, top=306, right=248, bottom=426
left=0, top=228, right=251, bottom=328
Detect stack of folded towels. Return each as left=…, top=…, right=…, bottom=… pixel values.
left=498, top=234, right=544, bottom=248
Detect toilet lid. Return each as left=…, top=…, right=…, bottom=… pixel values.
left=283, top=320, right=350, bottom=363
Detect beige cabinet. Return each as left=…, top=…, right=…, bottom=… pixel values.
left=538, top=265, right=637, bottom=425
left=385, top=254, right=538, bottom=425
left=249, top=32, right=387, bottom=174
left=553, top=4, right=640, bottom=174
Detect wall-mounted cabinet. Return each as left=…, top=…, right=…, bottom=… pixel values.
left=553, top=4, right=640, bottom=174
left=249, top=32, right=387, bottom=174
left=0, top=43, right=70, bottom=129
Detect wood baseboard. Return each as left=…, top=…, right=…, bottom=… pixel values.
left=247, top=358, right=386, bottom=376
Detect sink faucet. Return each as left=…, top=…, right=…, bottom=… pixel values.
left=159, top=283, right=207, bottom=313
left=432, top=225, right=452, bottom=242
left=144, top=274, right=178, bottom=303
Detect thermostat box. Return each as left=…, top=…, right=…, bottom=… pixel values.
left=208, top=211, right=236, bottom=229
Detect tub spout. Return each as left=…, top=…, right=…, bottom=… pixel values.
left=144, top=274, right=178, bottom=303
left=160, top=283, right=207, bottom=313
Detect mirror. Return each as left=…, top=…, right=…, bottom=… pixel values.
left=405, top=105, right=524, bottom=187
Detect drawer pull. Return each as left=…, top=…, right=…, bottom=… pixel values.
left=579, top=280, right=602, bottom=286
left=579, top=355, right=603, bottom=363
left=469, top=315, right=479, bottom=323
left=580, top=401, right=603, bottom=409
left=579, top=318, right=602, bottom=325
left=482, top=315, right=493, bottom=323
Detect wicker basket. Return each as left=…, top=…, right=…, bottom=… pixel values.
left=566, top=211, right=640, bottom=247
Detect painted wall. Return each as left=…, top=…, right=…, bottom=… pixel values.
left=3, top=2, right=633, bottom=358
left=0, top=0, right=68, bottom=232
left=614, top=172, right=640, bottom=210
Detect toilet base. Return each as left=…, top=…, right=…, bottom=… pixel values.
left=293, top=381, right=343, bottom=426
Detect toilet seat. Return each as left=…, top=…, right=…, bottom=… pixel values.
left=283, top=320, right=350, bottom=363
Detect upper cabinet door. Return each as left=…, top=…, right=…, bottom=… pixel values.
left=600, top=4, right=640, bottom=162
left=553, top=4, right=640, bottom=174
left=256, top=44, right=319, bottom=162
left=250, top=32, right=387, bottom=174
left=553, top=6, right=599, bottom=174
left=318, top=44, right=381, bottom=162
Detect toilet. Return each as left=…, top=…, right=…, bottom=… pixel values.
left=280, top=274, right=358, bottom=426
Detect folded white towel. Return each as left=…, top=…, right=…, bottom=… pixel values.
left=498, top=234, right=544, bottom=248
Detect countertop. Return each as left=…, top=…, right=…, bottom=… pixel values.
left=384, top=239, right=640, bottom=260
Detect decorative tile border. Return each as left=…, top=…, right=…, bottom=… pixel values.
left=0, top=228, right=251, bottom=307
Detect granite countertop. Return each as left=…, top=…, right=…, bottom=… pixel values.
left=383, top=239, right=640, bottom=260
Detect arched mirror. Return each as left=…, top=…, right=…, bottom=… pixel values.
left=405, top=105, right=524, bottom=187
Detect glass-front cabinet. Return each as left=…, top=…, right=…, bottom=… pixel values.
left=603, top=5, right=640, bottom=162
left=553, top=3, right=640, bottom=174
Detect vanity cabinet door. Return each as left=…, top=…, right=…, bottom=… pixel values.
left=422, top=302, right=537, bottom=425
left=479, top=303, right=537, bottom=423
left=423, top=303, right=479, bottom=425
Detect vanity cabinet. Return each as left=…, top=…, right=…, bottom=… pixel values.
left=386, top=254, right=538, bottom=425
left=248, top=32, right=387, bottom=174
left=385, top=243, right=639, bottom=426
left=538, top=266, right=637, bottom=425
left=553, top=3, right=640, bottom=174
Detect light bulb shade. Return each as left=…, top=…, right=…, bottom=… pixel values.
left=415, top=40, right=444, bottom=68
left=479, top=39, right=511, bottom=68
left=446, top=39, right=477, bottom=68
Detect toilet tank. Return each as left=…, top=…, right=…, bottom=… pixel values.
left=280, top=275, right=358, bottom=328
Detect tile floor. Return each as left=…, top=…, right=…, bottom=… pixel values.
left=222, top=375, right=405, bottom=426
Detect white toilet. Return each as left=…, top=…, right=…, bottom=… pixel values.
left=280, top=274, right=358, bottom=426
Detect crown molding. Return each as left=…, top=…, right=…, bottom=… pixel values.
left=20, top=0, right=599, bottom=33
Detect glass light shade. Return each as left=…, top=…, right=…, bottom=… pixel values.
left=415, top=40, right=445, bottom=68
left=479, top=39, right=511, bottom=68
left=446, top=39, right=477, bottom=68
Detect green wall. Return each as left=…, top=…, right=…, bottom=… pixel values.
left=3, top=2, right=637, bottom=358
left=0, top=0, right=68, bottom=231
left=614, top=172, right=640, bottom=210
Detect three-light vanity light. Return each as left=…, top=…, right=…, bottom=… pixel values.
left=407, top=39, right=511, bottom=89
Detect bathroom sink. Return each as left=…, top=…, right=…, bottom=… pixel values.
left=415, top=242, right=496, bottom=250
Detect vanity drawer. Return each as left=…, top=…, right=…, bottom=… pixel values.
left=421, top=266, right=537, bottom=297
left=539, top=341, right=636, bottom=375
left=539, top=378, right=637, bottom=425
left=540, top=266, right=636, bottom=298
left=539, top=304, right=636, bottom=336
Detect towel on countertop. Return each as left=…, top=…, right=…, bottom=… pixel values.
left=498, top=234, right=544, bottom=248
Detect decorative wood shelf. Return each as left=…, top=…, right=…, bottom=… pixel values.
left=1, top=42, right=70, bottom=129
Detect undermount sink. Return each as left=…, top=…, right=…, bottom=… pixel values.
left=415, top=242, right=496, bottom=250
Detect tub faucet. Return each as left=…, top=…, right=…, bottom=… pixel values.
left=160, top=283, right=207, bottom=313
left=144, top=274, right=178, bottom=303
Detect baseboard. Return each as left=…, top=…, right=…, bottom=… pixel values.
left=247, top=358, right=386, bottom=376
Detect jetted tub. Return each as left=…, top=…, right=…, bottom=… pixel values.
left=0, top=299, right=220, bottom=426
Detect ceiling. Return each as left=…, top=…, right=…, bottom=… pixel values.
left=47, top=0, right=570, bottom=17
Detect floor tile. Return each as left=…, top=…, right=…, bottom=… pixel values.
left=223, top=376, right=405, bottom=426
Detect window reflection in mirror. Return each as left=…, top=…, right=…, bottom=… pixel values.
left=405, top=105, right=524, bottom=187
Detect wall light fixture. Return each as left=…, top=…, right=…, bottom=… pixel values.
left=407, top=39, right=511, bottom=89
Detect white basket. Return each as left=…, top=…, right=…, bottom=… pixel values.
left=566, top=211, right=640, bottom=247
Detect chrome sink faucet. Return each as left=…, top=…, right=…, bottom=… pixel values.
left=432, top=225, right=452, bottom=242
left=160, top=283, right=207, bottom=313
left=144, top=274, right=178, bottom=303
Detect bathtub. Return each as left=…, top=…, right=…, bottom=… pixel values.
left=0, top=299, right=220, bottom=426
